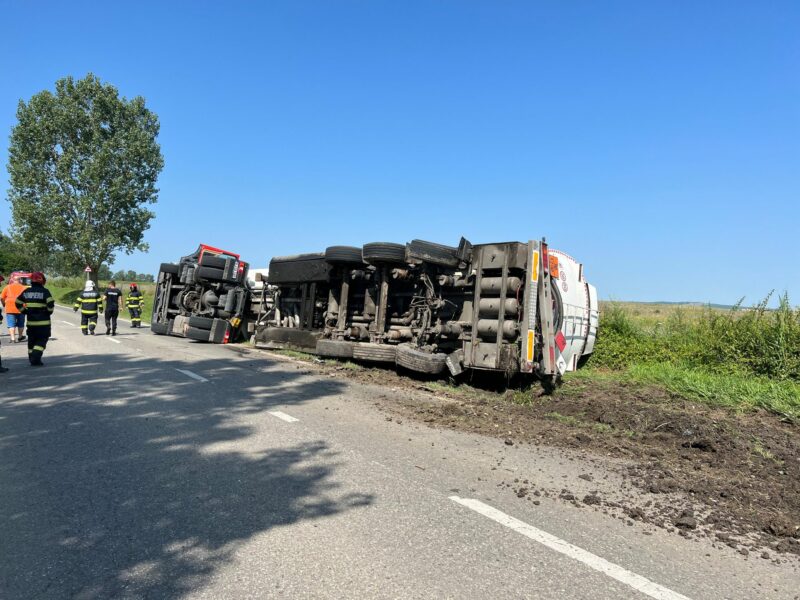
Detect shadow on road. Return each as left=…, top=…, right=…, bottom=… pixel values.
left=0, top=350, right=372, bottom=598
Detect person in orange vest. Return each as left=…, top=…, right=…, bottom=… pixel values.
left=1, top=273, right=28, bottom=343
left=0, top=274, right=7, bottom=372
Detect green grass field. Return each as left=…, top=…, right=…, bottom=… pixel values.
left=574, top=296, right=800, bottom=421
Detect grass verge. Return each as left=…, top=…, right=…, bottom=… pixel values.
left=565, top=365, right=800, bottom=422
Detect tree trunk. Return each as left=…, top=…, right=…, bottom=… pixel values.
left=88, top=263, right=100, bottom=285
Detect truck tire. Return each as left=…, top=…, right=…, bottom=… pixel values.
left=188, top=316, right=214, bottom=330
left=151, top=321, right=169, bottom=335
left=352, top=342, right=397, bottom=363
left=186, top=326, right=211, bottom=342
left=196, top=266, right=225, bottom=281
left=395, top=344, right=447, bottom=374
left=159, top=263, right=180, bottom=275
left=325, top=246, right=365, bottom=266
left=199, top=254, right=228, bottom=269
left=316, top=339, right=355, bottom=358
left=362, top=242, right=406, bottom=265
left=406, top=239, right=460, bottom=268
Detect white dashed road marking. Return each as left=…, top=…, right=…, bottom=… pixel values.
left=449, top=497, right=692, bottom=600
left=59, top=320, right=75, bottom=326
left=268, top=411, right=299, bottom=423
left=176, top=369, right=209, bottom=383
left=106, top=337, right=121, bottom=344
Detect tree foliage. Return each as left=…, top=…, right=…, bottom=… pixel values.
left=7, top=73, right=164, bottom=280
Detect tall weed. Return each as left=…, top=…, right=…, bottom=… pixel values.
left=590, top=295, right=800, bottom=381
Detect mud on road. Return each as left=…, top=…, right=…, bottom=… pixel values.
left=251, top=348, right=800, bottom=562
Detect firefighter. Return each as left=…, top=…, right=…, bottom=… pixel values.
left=74, top=280, right=103, bottom=335
left=15, top=272, right=54, bottom=366
left=103, top=279, right=122, bottom=335
left=126, top=283, right=143, bottom=328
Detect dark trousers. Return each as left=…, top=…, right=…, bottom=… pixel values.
left=81, top=313, right=98, bottom=334
left=27, top=326, right=50, bottom=365
left=105, top=310, right=119, bottom=333
left=129, top=308, right=141, bottom=327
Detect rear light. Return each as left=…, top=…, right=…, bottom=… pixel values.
left=542, top=244, right=549, bottom=274
left=549, top=255, right=559, bottom=279
left=222, top=328, right=230, bottom=344
left=237, top=262, right=244, bottom=273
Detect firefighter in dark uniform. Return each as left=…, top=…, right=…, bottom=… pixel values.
left=126, top=283, right=143, bottom=327
left=74, top=280, right=103, bottom=335
left=104, top=280, right=122, bottom=335
left=15, top=272, right=54, bottom=366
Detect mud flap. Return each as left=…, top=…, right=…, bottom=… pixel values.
left=446, top=349, right=465, bottom=376
left=210, top=319, right=231, bottom=344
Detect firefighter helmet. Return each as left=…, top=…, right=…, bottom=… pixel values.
left=31, top=272, right=46, bottom=284
left=130, top=283, right=138, bottom=290
left=84, top=280, right=96, bottom=291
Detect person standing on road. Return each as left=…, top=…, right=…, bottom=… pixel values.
left=15, top=272, right=54, bottom=367
left=1, top=273, right=28, bottom=344
left=74, top=280, right=103, bottom=335
left=0, top=275, right=7, bottom=372
left=126, top=283, right=143, bottom=328
left=103, top=280, right=122, bottom=336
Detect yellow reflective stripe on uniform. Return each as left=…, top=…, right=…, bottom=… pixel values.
left=81, top=310, right=98, bottom=314
left=25, top=302, right=49, bottom=308
left=33, top=345, right=45, bottom=351
left=28, top=320, right=51, bottom=326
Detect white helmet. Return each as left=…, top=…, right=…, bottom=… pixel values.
left=84, top=280, right=96, bottom=291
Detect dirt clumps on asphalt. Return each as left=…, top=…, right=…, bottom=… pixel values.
left=254, top=349, right=800, bottom=560
left=386, top=375, right=800, bottom=559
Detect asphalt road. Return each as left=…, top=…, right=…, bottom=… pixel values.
left=1, top=307, right=797, bottom=599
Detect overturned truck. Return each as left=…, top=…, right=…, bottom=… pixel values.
left=151, top=244, right=257, bottom=343
left=153, top=238, right=598, bottom=383
left=259, top=238, right=598, bottom=383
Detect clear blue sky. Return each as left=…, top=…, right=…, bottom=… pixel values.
left=1, top=1, right=798, bottom=304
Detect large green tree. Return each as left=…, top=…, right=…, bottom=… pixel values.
left=7, top=73, right=164, bottom=281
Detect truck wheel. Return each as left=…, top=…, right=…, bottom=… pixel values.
left=199, top=254, right=228, bottom=269
left=151, top=322, right=169, bottom=335
left=325, top=246, right=365, bottom=266
left=188, top=316, right=214, bottom=330
left=186, top=326, right=211, bottom=342
left=362, top=242, right=406, bottom=265
left=395, top=344, right=447, bottom=374
left=316, top=339, right=355, bottom=358
left=352, top=342, right=397, bottom=363
left=405, top=239, right=460, bottom=268
left=159, top=263, right=180, bottom=275
left=196, top=266, right=225, bottom=281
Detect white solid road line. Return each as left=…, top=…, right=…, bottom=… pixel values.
left=449, top=497, right=692, bottom=600
left=106, top=337, right=121, bottom=344
left=59, top=320, right=75, bottom=326
left=176, top=369, right=209, bottom=383
left=268, top=411, right=299, bottom=423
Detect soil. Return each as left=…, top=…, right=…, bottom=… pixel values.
left=244, top=347, right=800, bottom=560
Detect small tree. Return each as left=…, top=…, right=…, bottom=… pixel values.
left=7, top=73, right=164, bottom=282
